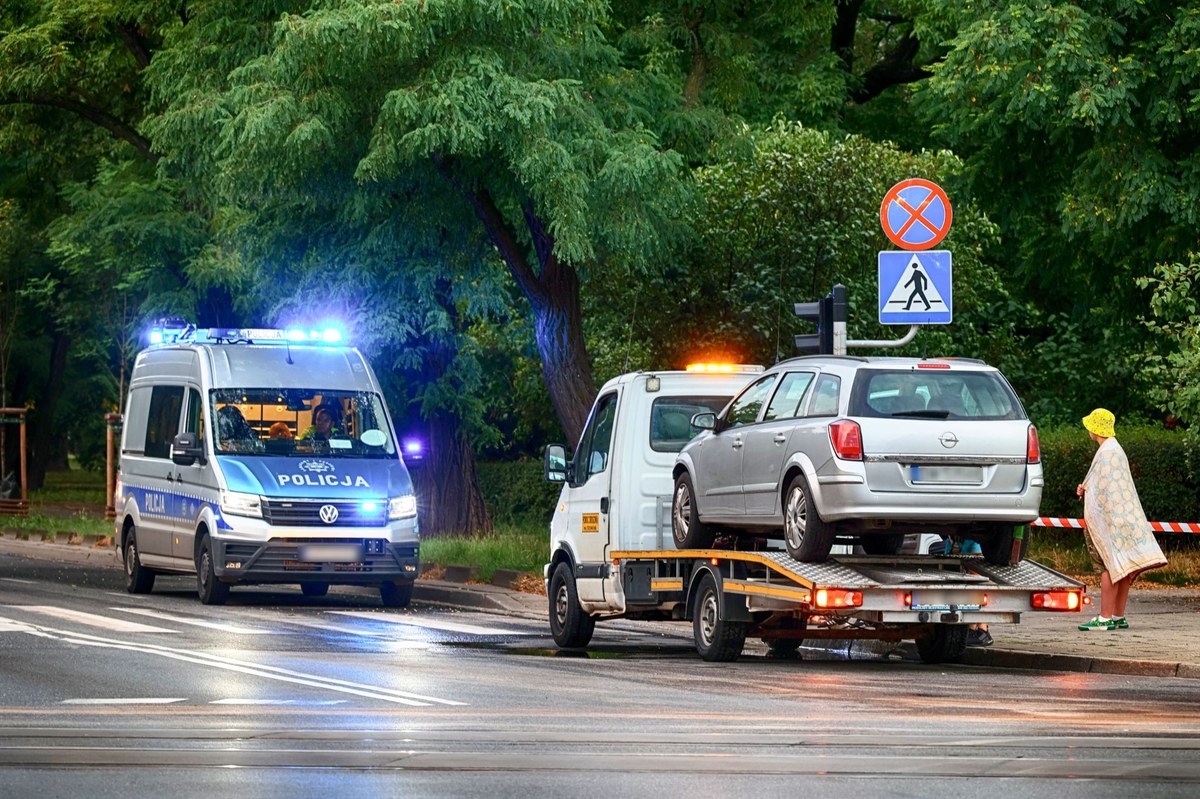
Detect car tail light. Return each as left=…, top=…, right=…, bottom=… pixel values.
left=1027, top=425, right=1041, bottom=464
left=917, top=362, right=951, bottom=369
left=816, top=588, right=863, bottom=608
left=829, top=420, right=862, bottom=460
left=1031, top=590, right=1082, bottom=611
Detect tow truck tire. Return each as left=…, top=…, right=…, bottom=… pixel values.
left=123, top=526, right=155, bottom=595
left=549, top=562, right=595, bottom=649
left=783, top=474, right=833, bottom=563
left=980, top=523, right=1017, bottom=566
left=672, top=473, right=715, bottom=550
left=916, top=625, right=968, bottom=664
left=196, top=535, right=230, bottom=606
left=692, top=574, right=746, bottom=662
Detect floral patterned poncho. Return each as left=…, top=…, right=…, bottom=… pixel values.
left=1082, top=437, right=1167, bottom=582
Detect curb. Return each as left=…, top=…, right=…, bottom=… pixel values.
left=961, top=646, right=1197, bottom=679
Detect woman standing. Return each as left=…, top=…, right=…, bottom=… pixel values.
left=1075, top=409, right=1167, bottom=631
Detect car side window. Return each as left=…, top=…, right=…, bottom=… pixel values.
left=763, top=372, right=815, bottom=422
left=573, top=391, right=618, bottom=485
left=725, top=375, right=778, bottom=428
left=807, top=374, right=841, bottom=417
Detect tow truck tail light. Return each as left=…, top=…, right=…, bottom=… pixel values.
left=1027, top=425, right=1041, bottom=464
left=1031, top=590, right=1082, bottom=611
left=816, top=588, right=863, bottom=608
left=829, top=420, right=863, bottom=461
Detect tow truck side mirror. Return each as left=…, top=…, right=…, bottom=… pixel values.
left=170, top=431, right=205, bottom=466
left=544, top=444, right=570, bottom=483
left=691, top=412, right=717, bottom=432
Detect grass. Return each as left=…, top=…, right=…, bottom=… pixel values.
left=1028, top=532, right=1200, bottom=588
left=419, top=524, right=547, bottom=582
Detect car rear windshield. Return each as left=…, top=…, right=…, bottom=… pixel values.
left=848, top=369, right=1026, bottom=420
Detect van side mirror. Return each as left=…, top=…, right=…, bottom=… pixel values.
left=691, top=412, right=717, bottom=431
left=544, top=444, right=569, bottom=483
left=171, top=432, right=205, bottom=466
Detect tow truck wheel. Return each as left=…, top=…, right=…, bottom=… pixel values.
left=549, top=562, right=595, bottom=648
left=861, top=533, right=904, bottom=556
left=196, top=535, right=230, bottom=606
left=123, top=526, right=155, bottom=594
left=980, top=523, right=1019, bottom=566
left=915, top=625, right=968, bottom=664
left=672, top=473, right=715, bottom=549
left=691, top=574, right=746, bottom=662
left=783, top=474, right=833, bottom=563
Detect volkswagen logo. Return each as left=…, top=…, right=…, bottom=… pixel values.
left=299, top=459, right=335, bottom=474
left=319, top=504, right=340, bottom=524
left=939, top=432, right=960, bottom=449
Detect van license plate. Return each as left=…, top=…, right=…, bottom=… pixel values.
left=299, top=543, right=363, bottom=563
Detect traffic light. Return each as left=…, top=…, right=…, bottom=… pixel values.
left=793, top=297, right=833, bottom=354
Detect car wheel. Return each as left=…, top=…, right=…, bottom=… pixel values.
left=860, top=533, right=904, bottom=556
left=979, top=524, right=1017, bottom=566
left=549, top=561, right=595, bottom=648
left=783, top=474, right=833, bottom=563
left=672, top=473, right=715, bottom=550
left=380, top=580, right=414, bottom=608
left=196, top=535, right=230, bottom=606
left=301, top=582, right=330, bottom=598
left=123, top=527, right=155, bottom=595
left=691, top=573, right=746, bottom=662
left=916, top=625, right=968, bottom=664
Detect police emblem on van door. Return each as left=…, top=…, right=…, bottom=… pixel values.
left=319, top=504, right=340, bottom=524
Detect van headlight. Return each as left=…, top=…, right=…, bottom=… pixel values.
left=388, top=495, right=417, bottom=520
left=220, top=490, right=263, bottom=519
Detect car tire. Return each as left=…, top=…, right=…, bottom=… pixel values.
left=196, top=535, right=231, bottom=606
left=980, top=524, right=1017, bottom=566
left=783, top=474, right=833, bottom=563
left=861, top=533, right=904, bottom=556
left=123, top=527, right=155, bottom=595
left=672, top=473, right=715, bottom=550
left=692, top=573, right=746, bottom=662
left=301, top=582, right=330, bottom=598
left=916, top=625, right=968, bottom=664
left=380, top=580, right=414, bottom=608
left=549, top=561, right=595, bottom=649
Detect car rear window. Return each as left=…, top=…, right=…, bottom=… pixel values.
left=849, top=369, right=1026, bottom=420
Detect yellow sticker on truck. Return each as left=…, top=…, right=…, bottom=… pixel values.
left=581, top=513, right=600, bottom=533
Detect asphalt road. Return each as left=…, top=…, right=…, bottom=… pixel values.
left=2, top=554, right=1200, bottom=797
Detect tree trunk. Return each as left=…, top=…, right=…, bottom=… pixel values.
left=528, top=263, right=595, bottom=446
left=27, top=331, right=71, bottom=490
left=413, top=411, right=493, bottom=539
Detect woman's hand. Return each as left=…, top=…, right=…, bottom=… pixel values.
left=1076, top=483, right=1086, bottom=499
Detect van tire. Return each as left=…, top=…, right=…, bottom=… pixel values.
left=197, top=536, right=230, bottom=606
left=549, top=561, right=595, bottom=649
left=691, top=573, right=746, bottom=662
left=123, top=528, right=155, bottom=594
left=301, top=582, right=330, bottom=598
left=380, top=580, right=413, bottom=608
left=783, top=474, right=833, bottom=563
left=916, top=625, right=968, bottom=664
left=672, top=473, right=715, bottom=550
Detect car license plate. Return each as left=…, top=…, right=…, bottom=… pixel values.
left=910, top=465, right=982, bottom=485
left=298, top=543, right=363, bottom=563
left=909, top=590, right=985, bottom=611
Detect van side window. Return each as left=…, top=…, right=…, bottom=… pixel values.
left=185, top=388, right=204, bottom=439
left=574, top=392, right=617, bottom=485
left=144, top=386, right=184, bottom=459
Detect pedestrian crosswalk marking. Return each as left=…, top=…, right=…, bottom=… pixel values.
left=111, top=607, right=273, bottom=635
left=62, top=698, right=186, bottom=705
left=5, top=605, right=175, bottom=633
left=329, top=611, right=527, bottom=636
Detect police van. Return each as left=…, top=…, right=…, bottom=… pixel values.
left=114, top=321, right=420, bottom=606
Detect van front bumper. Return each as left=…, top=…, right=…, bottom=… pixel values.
left=212, top=537, right=419, bottom=585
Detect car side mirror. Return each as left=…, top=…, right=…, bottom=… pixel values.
left=691, top=412, right=717, bottom=432
left=171, top=431, right=205, bottom=466
left=544, top=444, right=570, bottom=483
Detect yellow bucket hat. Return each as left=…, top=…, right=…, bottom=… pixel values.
left=1082, top=408, right=1115, bottom=438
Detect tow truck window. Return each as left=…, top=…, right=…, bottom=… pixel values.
left=649, top=396, right=730, bottom=453
left=574, top=391, right=617, bottom=484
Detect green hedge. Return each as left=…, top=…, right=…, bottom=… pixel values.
left=477, top=460, right=562, bottom=527
left=1038, top=424, right=1200, bottom=528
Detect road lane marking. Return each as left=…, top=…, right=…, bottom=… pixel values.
left=4, top=605, right=175, bottom=633
left=329, top=611, right=528, bottom=636
left=61, top=698, right=186, bottom=705
left=0, top=578, right=34, bottom=584
left=109, top=607, right=274, bottom=635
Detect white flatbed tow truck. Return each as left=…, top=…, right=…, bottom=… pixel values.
left=543, top=367, right=1086, bottom=663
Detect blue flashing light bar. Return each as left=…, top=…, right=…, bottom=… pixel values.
left=146, top=320, right=349, bottom=348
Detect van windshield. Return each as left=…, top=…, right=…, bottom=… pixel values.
left=211, top=389, right=398, bottom=458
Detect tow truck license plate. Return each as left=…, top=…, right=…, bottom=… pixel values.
left=910, top=590, right=985, bottom=612
left=299, top=543, right=364, bottom=563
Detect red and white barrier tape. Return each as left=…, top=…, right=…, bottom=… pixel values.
left=1032, top=517, right=1200, bottom=534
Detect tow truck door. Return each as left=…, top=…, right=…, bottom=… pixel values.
left=563, top=390, right=618, bottom=602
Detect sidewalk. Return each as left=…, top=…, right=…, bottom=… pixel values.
left=2, top=532, right=1197, bottom=679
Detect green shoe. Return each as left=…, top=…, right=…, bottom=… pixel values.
left=1112, top=616, right=1129, bottom=629
left=1078, top=616, right=1115, bottom=631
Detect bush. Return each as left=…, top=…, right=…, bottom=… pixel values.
left=476, top=460, right=562, bottom=527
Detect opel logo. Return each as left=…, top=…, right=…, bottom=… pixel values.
left=319, top=504, right=340, bottom=524
left=300, top=459, right=335, bottom=473
left=939, top=432, right=959, bottom=449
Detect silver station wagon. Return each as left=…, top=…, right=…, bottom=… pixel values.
left=671, top=355, right=1042, bottom=564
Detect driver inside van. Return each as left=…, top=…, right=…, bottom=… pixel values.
left=301, top=403, right=342, bottom=441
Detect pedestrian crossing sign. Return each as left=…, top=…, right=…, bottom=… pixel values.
left=878, top=250, right=952, bottom=324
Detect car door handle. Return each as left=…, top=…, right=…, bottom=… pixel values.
left=731, top=439, right=743, bottom=449
left=773, top=434, right=788, bottom=444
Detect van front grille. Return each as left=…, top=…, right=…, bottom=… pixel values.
left=261, top=498, right=386, bottom=527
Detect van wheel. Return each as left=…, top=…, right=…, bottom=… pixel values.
left=861, top=533, right=904, bottom=556
left=916, top=625, right=968, bottom=664
left=301, top=582, right=329, bottom=598
left=692, top=573, right=745, bottom=662
left=123, top=527, right=155, bottom=594
left=196, top=536, right=230, bottom=606
left=549, top=562, right=595, bottom=648
left=672, top=473, right=715, bottom=549
left=783, top=474, right=833, bottom=563
left=380, top=580, right=413, bottom=608
left=980, top=524, right=1018, bottom=565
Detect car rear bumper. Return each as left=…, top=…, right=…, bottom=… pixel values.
left=813, top=476, right=1041, bottom=525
